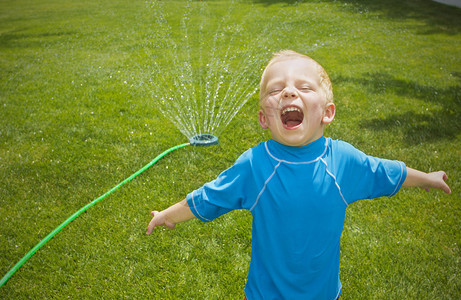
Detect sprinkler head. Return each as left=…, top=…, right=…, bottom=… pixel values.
left=189, top=134, right=219, bottom=146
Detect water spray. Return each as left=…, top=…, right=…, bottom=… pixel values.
left=0, top=138, right=218, bottom=287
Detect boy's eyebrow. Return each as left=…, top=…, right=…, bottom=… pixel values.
left=265, top=78, right=319, bottom=89
left=295, top=78, right=318, bottom=86
left=264, top=80, right=284, bottom=89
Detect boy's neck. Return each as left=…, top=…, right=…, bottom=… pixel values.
left=266, top=136, right=328, bottom=162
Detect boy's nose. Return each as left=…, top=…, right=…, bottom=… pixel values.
left=282, top=87, right=297, bottom=99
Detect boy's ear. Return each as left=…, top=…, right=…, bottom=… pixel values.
left=259, top=109, right=269, bottom=129
left=322, top=103, right=336, bottom=125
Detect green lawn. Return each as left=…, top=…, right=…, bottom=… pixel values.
left=1, top=0, right=460, bottom=298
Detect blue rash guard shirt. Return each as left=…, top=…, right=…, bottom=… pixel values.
left=186, top=137, right=407, bottom=300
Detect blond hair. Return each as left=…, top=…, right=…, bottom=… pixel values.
left=259, top=50, right=333, bottom=103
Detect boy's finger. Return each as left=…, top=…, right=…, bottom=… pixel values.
left=146, top=211, right=160, bottom=235
left=146, top=220, right=155, bottom=235
left=442, top=183, right=451, bottom=194
left=164, top=221, right=176, bottom=230
left=439, top=171, right=451, bottom=194
left=442, top=172, right=448, bottom=181
left=146, top=219, right=157, bottom=235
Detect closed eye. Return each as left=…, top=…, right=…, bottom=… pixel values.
left=268, top=89, right=282, bottom=95
left=298, top=86, right=312, bottom=92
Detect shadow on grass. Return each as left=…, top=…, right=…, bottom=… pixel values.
left=0, top=30, right=77, bottom=49
left=251, top=0, right=461, bottom=35
left=334, top=72, right=461, bottom=145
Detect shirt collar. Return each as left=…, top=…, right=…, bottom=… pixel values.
left=265, top=136, right=328, bottom=164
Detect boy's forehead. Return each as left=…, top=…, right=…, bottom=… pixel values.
left=269, top=58, right=317, bottom=74
left=264, top=58, right=321, bottom=83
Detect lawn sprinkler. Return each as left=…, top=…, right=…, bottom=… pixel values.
left=189, top=134, right=219, bottom=146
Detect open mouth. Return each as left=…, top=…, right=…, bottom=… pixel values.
left=281, top=106, right=304, bottom=129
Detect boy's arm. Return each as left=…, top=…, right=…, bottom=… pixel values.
left=403, top=167, right=451, bottom=194
left=146, top=199, right=196, bottom=235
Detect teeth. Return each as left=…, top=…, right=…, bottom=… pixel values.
left=282, top=107, right=301, bottom=114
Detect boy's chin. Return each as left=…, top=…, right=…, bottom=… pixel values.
left=274, top=130, right=324, bottom=147
left=275, top=136, right=311, bottom=147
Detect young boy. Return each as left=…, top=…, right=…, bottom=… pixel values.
left=146, top=50, right=451, bottom=299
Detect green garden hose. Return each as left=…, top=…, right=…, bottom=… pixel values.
left=0, top=142, right=190, bottom=287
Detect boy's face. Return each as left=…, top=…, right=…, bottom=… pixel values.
left=259, top=58, right=335, bottom=147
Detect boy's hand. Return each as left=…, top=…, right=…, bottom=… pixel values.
left=146, top=211, right=176, bottom=235
left=404, top=168, right=451, bottom=194
left=423, top=171, right=451, bottom=194
left=146, top=200, right=196, bottom=235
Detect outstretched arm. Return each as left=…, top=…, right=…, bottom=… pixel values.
left=146, top=199, right=196, bottom=235
left=403, top=168, right=451, bottom=194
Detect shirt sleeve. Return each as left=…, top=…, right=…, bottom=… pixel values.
left=186, top=149, right=255, bottom=222
left=335, top=141, right=407, bottom=204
